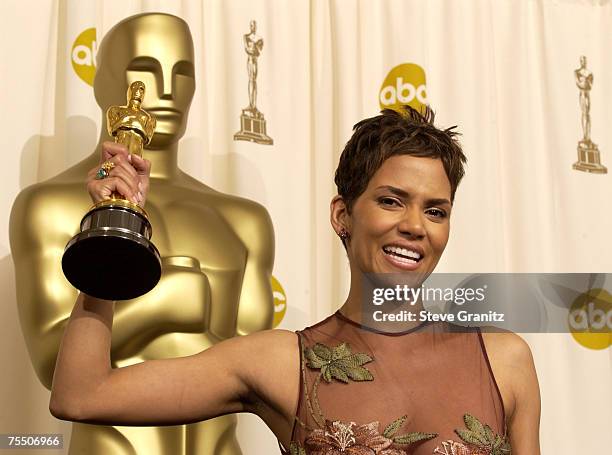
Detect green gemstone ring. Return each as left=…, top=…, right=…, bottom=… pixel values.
left=95, top=168, right=108, bottom=180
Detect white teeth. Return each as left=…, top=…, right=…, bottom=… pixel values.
left=383, top=246, right=422, bottom=260
left=385, top=253, right=417, bottom=264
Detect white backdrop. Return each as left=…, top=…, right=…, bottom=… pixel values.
left=1, top=0, right=610, bottom=454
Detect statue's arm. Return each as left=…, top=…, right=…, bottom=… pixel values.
left=144, top=116, right=156, bottom=142
left=9, top=188, right=167, bottom=389
left=106, top=107, right=120, bottom=132
left=222, top=200, right=275, bottom=336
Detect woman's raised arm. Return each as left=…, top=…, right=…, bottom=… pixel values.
left=49, top=292, right=298, bottom=426
left=50, top=142, right=300, bottom=435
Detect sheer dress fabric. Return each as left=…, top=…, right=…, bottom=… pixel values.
left=279, top=311, right=509, bottom=455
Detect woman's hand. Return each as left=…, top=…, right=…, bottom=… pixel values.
left=86, top=141, right=151, bottom=206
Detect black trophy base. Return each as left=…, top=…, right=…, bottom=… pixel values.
left=62, top=202, right=161, bottom=301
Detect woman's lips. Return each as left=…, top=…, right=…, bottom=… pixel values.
left=382, top=249, right=421, bottom=271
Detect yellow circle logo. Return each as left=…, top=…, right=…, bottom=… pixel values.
left=271, top=275, right=287, bottom=328
left=379, top=63, right=427, bottom=113
left=568, top=288, right=612, bottom=350
left=71, top=27, right=97, bottom=86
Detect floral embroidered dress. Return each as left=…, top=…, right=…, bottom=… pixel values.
left=280, top=310, right=510, bottom=455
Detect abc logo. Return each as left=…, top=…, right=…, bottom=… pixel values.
left=271, top=275, right=287, bottom=328
left=568, top=288, right=612, bottom=350
left=71, top=27, right=97, bottom=86
left=379, top=63, right=427, bottom=113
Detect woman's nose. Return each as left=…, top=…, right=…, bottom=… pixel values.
left=397, top=207, right=426, bottom=238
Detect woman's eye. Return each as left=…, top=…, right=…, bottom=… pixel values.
left=426, top=208, right=447, bottom=218
left=379, top=197, right=400, bottom=207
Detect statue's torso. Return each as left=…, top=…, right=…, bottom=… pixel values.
left=41, top=169, right=251, bottom=360
left=108, top=106, right=153, bottom=135
left=575, top=68, right=592, bottom=90
left=32, top=169, right=253, bottom=454
left=128, top=179, right=250, bottom=360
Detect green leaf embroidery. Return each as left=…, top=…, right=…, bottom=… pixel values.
left=331, top=342, right=352, bottom=360
left=328, top=365, right=350, bottom=383
left=454, top=413, right=512, bottom=454
left=303, top=342, right=374, bottom=384
left=493, top=437, right=512, bottom=455
left=456, top=429, right=488, bottom=446
left=464, top=413, right=486, bottom=435
left=484, top=424, right=495, bottom=444
left=393, top=431, right=437, bottom=445
left=312, top=343, right=331, bottom=360
left=383, top=415, right=407, bottom=438
left=289, top=442, right=306, bottom=455
left=301, top=341, right=374, bottom=431
left=304, top=347, right=327, bottom=369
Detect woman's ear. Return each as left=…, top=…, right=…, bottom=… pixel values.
left=330, top=195, right=350, bottom=237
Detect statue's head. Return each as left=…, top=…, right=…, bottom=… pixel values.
left=94, top=13, right=196, bottom=148
left=580, top=55, right=587, bottom=68
left=128, top=81, right=145, bottom=105
left=250, top=20, right=257, bottom=33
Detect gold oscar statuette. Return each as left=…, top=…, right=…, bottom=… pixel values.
left=62, top=81, right=161, bottom=300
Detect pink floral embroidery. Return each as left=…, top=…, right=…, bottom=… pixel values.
left=304, top=420, right=406, bottom=455
left=434, top=440, right=490, bottom=455
left=432, top=414, right=511, bottom=455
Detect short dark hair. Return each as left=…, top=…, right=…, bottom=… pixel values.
left=334, top=106, right=466, bottom=212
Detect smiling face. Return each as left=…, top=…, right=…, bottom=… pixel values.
left=332, top=154, right=452, bottom=280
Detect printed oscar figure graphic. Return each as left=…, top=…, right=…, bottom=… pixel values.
left=10, top=13, right=274, bottom=455
left=234, top=20, right=273, bottom=145
left=573, top=55, right=606, bottom=173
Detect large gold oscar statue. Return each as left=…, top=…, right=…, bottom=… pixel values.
left=9, top=13, right=274, bottom=455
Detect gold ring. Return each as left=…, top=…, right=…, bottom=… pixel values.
left=101, top=161, right=115, bottom=173
left=95, top=161, right=115, bottom=180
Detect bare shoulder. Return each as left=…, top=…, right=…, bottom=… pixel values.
left=480, top=329, right=539, bottom=425
left=480, top=329, right=535, bottom=369
left=230, top=328, right=301, bottom=434
left=235, top=328, right=300, bottom=397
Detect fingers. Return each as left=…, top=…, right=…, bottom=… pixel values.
left=88, top=141, right=151, bottom=206
left=107, top=165, right=139, bottom=200
left=130, top=153, right=151, bottom=175
left=101, top=141, right=129, bottom=163
left=87, top=172, right=140, bottom=205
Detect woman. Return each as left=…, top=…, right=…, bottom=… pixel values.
left=50, top=107, right=540, bottom=454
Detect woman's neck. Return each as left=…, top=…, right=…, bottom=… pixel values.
left=339, top=272, right=427, bottom=333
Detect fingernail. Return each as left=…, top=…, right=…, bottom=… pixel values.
left=137, top=191, right=143, bottom=202
left=128, top=154, right=132, bottom=162
left=138, top=181, right=143, bottom=191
